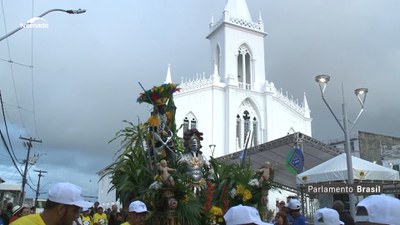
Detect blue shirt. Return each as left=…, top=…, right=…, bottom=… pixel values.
left=292, top=214, right=308, bottom=225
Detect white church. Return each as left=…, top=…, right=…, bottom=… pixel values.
left=172, top=0, right=311, bottom=158
left=98, top=0, right=312, bottom=208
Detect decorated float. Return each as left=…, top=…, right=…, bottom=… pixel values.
left=104, top=82, right=276, bottom=225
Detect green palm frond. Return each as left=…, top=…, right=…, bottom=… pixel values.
left=106, top=120, right=153, bottom=203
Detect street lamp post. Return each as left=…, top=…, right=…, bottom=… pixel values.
left=315, top=74, right=368, bottom=219
left=0, top=8, right=86, bottom=42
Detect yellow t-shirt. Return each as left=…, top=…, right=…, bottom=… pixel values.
left=93, top=213, right=108, bottom=225
left=120, top=222, right=129, bottom=225
left=10, top=213, right=45, bottom=225
left=81, top=214, right=93, bottom=225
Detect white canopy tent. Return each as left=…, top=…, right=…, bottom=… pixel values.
left=0, top=182, right=21, bottom=191
left=0, top=182, right=22, bottom=208
left=296, top=153, right=400, bottom=184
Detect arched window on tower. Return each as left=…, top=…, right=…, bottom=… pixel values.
left=183, top=112, right=197, bottom=133
left=191, top=118, right=197, bottom=129
left=236, top=114, right=241, bottom=148
left=243, top=110, right=251, bottom=146
left=236, top=107, right=259, bottom=149
left=245, top=53, right=251, bottom=90
left=238, top=55, right=243, bottom=84
left=183, top=117, right=189, bottom=133
left=253, top=117, right=258, bottom=145
left=215, top=45, right=221, bottom=76
left=237, top=45, right=252, bottom=90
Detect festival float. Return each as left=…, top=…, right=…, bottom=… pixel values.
left=104, top=82, right=276, bottom=225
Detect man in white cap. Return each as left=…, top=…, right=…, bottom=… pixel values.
left=93, top=204, right=107, bottom=225
left=81, top=207, right=93, bottom=225
left=11, top=182, right=93, bottom=225
left=314, top=207, right=344, bottom=225
left=355, top=194, right=400, bottom=225
left=287, top=199, right=308, bottom=225
left=121, top=200, right=148, bottom=225
left=223, top=204, right=273, bottom=225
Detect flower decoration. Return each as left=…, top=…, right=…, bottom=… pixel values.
left=209, top=206, right=223, bottom=223
left=203, top=181, right=214, bottom=212
left=137, top=83, right=180, bottom=105
left=231, top=184, right=253, bottom=203
left=248, top=178, right=259, bottom=187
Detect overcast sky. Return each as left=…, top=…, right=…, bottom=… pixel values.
left=1, top=0, right=400, bottom=200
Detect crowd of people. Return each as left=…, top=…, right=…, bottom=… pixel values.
left=267, top=198, right=356, bottom=225
left=267, top=195, right=398, bottom=225
left=2, top=181, right=398, bottom=225
left=1, top=182, right=148, bottom=225
left=0, top=202, right=34, bottom=225
left=270, top=198, right=308, bottom=225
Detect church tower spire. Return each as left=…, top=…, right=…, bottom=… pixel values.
left=303, top=92, right=311, bottom=118
left=224, top=0, right=252, bottom=21
left=173, top=1, right=312, bottom=159
left=164, top=64, right=172, bottom=84
left=207, top=0, right=267, bottom=91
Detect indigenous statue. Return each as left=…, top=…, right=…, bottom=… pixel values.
left=137, top=83, right=179, bottom=160
left=147, top=104, right=174, bottom=158
left=178, top=128, right=211, bottom=191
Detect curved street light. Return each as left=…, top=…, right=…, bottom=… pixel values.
left=0, top=8, right=86, bottom=42
left=315, top=74, right=368, bottom=219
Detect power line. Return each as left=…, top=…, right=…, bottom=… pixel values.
left=0, top=91, right=23, bottom=176
left=0, top=58, right=33, bottom=68
left=0, top=128, right=23, bottom=176
left=0, top=0, right=26, bottom=128
left=30, top=0, right=39, bottom=138
left=0, top=90, right=23, bottom=164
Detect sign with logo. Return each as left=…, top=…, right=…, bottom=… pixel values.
left=305, top=183, right=382, bottom=194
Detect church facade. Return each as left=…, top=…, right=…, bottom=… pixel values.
left=97, top=0, right=313, bottom=207
left=172, top=0, right=312, bottom=158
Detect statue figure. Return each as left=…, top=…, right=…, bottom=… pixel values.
left=178, top=128, right=211, bottom=191
left=157, top=159, right=176, bottom=187
left=147, top=104, right=174, bottom=158
left=257, top=161, right=273, bottom=186
left=138, top=83, right=179, bottom=160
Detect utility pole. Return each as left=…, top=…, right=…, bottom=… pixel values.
left=19, top=136, right=42, bottom=205
left=34, top=169, right=47, bottom=205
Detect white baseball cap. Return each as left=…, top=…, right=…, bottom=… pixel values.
left=223, top=204, right=272, bottom=225
left=313, top=207, right=344, bottom=225
left=48, top=182, right=93, bottom=208
left=128, top=200, right=148, bottom=213
left=12, top=205, right=22, bottom=215
left=356, top=194, right=400, bottom=225
left=288, top=199, right=301, bottom=210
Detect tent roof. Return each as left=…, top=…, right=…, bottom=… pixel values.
left=296, top=153, right=400, bottom=184
left=0, top=182, right=21, bottom=191
left=216, top=132, right=342, bottom=190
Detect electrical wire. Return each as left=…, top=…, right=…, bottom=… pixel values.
left=0, top=91, right=23, bottom=164
left=0, top=0, right=26, bottom=128
left=0, top=58, right=33, bottom=68
left=30, top=0, right=39, bottom=137
left=0, top=129, right=23, bottom=176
